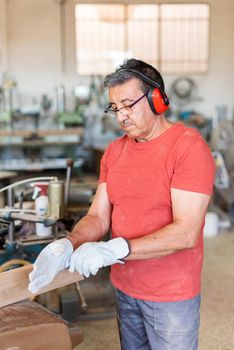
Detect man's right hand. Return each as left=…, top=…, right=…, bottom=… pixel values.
left=28, top=238, right=73, bottom=294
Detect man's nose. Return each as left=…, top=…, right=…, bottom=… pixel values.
left=116, top=111, right=128, bottom=123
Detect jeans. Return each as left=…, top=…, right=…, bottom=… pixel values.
left=116, top=289, right=200, bottom=350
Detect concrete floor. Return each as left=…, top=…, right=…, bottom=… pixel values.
left=74, top=232, right=234, bottom=350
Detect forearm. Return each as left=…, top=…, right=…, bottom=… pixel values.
left=127, top=221, right=199, bottom=260
left=66, top=213, right=109, bottom=249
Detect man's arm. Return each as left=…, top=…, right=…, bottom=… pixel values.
left=67, top=188, right=211, bottom=278
left=28, top=183, right=111, bottom=293
left=67, top=182, right=112, bottom=249
left=127, top=188, right=211, bottom=259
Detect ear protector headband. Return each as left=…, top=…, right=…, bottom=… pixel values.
left=117, top=68, right=170, bottom=115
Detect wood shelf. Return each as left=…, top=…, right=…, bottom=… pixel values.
left=0, top=141, right=80, bottom=148
left=0, top=128, right=83, bottom=138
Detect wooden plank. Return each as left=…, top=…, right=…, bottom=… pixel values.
left=0, top=264, right=83, bottom=308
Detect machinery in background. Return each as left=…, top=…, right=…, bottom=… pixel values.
left=0, top=159, right=89, bottom=314
left=0, top=73, right=121, bottom=177
left=0, top=74, right=17, bottom=130
left=169, top=77, right=200, bottom=112
left=212, top=151, right=230, bottom=190
left=0, top=158, right=77, bottom=266
left=0, top=175, right=65, bottom=267
left=209, top=110, right=234, bottom=227
left=167, top=77, right=212, bottom=142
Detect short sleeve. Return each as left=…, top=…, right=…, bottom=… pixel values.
left=98, top=146, right=111, bottom=184
left=171, top=137, right=215, bottom=195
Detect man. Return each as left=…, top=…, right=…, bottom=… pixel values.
left=29, top=59, right=215, bottom=350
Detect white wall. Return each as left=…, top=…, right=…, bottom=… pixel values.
left=0, top=0, right=234, bottom=118
left=0, top=0, right=7, bottom=77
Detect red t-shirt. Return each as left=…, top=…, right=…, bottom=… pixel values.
left=99, top=123, right=215, bottom=301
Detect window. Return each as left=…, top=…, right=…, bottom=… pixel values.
left=75, top=3, right=210, bottom=75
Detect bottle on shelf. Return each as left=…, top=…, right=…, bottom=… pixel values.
left=32, top=182, right=52, bottom=237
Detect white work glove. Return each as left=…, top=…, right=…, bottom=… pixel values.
left=69, top=237, right=130, bottom=278
left=28, top=238, right=73, bottom=294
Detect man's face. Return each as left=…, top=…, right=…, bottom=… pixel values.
left=108, top=78, right=157, bottom=140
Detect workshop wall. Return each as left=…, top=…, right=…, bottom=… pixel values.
left=0, top=0, right=7, bottom=75
left=0, top=0, right=234, bottom=119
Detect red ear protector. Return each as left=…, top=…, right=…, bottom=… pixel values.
left=117, top=68, right=170, bottom=115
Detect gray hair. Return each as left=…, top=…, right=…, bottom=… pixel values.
left=104, top=58, right=165, bottom=94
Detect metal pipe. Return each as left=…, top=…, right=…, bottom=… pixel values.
left=64, top=159, right=73, bottom=206
left=8, top=213, right=57, bottom=226
left=48, top=180, right=64, bottom=219
left=7, top=188, right=14, bottom=244
left=0, top=176, right=58, bottom=193
left=75, top=282, right=88, bottom=311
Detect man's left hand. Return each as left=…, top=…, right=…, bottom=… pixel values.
left=69, top=237, right=130, bottom=277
